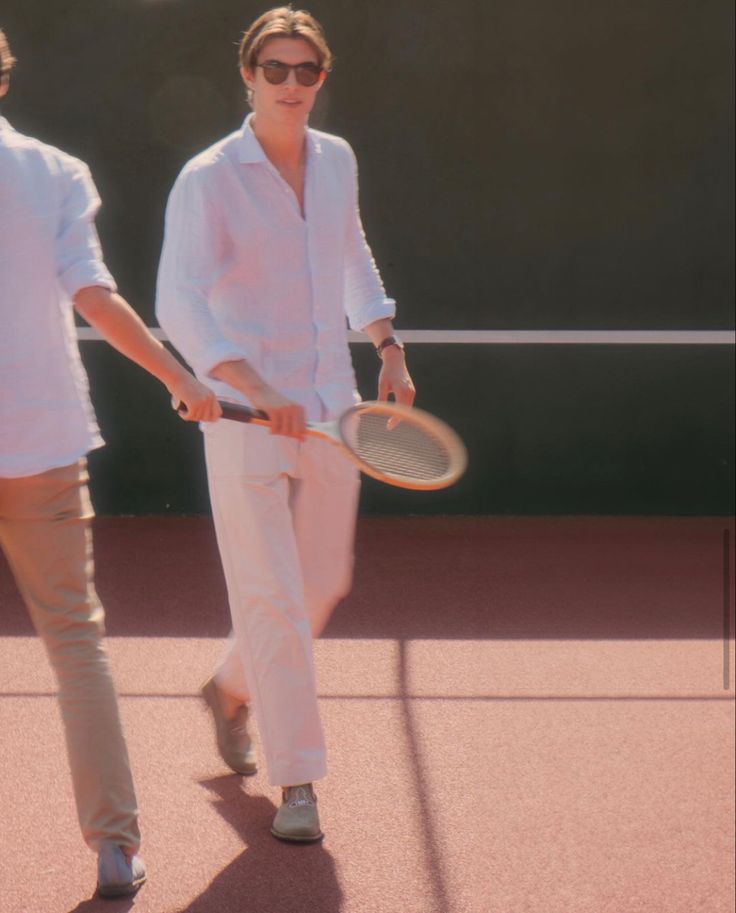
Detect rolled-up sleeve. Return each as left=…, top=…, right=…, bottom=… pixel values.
left=156, top=165, right=244, bottom=378
left=342, top=146, right=396, bottom=331
left=56, top=162, right=116, bottom=297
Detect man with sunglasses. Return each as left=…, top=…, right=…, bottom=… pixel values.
left=157, top=6, right=414, bottom=843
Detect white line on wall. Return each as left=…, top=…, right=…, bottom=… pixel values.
left=75, top=328, right=736, bottom=345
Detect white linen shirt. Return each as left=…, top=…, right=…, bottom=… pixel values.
left=0, top=116, right=114, bottom=478
left=156, top=115, right=396, bottom=421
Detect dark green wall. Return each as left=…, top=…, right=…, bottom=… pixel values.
left=79, top=341, right=734, bottom=515
left=1, top=1, right=733, bottom=514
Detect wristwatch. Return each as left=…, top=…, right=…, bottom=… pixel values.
left=375, top=335, right=405, bottom=358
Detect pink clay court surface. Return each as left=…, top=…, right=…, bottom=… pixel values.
left=0, top=515, right=734, bottom=913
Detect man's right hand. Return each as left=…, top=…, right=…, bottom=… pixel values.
left=250, top=385, right=306, bottom=440
left=210, top=359, right=306, bottom=439
left=170, top=374, right=222, bottom=423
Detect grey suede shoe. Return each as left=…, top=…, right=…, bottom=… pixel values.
left=201, top=677, right=257, bottom=775
left=97, top=842, right=146, bottom=897
left=271, top=784, right=324, bottom=843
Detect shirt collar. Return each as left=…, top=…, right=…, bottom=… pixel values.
left=0, top=115, right=14, bottom=135
left=236, top=112, right=322, bottom=164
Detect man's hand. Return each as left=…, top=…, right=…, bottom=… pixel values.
left=251, top=385, right=306, bottom=439
left=170, top=374, right=222, bottom=422
left=209, top=358, right=305, bottom=438
left=378, top=347, right=415, bottom=406
left=72, top=285, right=220, bottom=422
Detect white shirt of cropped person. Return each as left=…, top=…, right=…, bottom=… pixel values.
left=0, top=116, right=114, bottom=478
left=156, top=114, right=396, bottom=423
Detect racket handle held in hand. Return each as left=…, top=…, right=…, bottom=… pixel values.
left=175, top=400, right=269, bottom=423
left=217, top=401, right=270, bottom=423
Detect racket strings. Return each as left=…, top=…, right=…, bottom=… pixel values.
left=343, top=412, right=453, bottom=482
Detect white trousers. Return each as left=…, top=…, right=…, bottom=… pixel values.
left=203, top=420, right=360, bottom=787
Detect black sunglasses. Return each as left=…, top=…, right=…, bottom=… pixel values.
left=255, top=60, right=323, bottom=87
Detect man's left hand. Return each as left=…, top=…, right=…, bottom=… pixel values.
left=378, top=347, right=415, bottom=406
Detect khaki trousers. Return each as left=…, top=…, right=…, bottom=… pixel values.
left=0, top=461, right=140, bottom=852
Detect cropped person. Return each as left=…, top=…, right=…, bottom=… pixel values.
left=0, top=28, right=220, bottom=897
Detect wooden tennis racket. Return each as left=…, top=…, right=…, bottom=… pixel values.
left=217, top=400, right=467, bottom=491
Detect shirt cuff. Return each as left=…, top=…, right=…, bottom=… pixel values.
left=197, top=343, right=248, bottom=380
left=349, top=296, right=397, bottom=332
left=59, top=262, right=117, bottom=299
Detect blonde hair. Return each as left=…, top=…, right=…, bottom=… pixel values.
left=0, top=29, right=16, bottom=88
left=239, top=6, right=333, bottom=75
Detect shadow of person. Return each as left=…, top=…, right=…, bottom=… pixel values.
left=66, top=895, right=136, bottom=913
left=179, top=775, right=344, bottom=913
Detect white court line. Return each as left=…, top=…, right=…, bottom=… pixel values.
left=76, top=328, right=736, bottom=345
left=2, top=637, right=733, bottom=696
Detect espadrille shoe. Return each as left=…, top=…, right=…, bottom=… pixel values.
left=97, top=842, right=146, bottom=897
left=271, top=784, right=323, bottom=843
left=201, top=677, right=257, bottom=775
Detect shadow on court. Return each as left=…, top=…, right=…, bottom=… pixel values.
left=1, top=515, right=731, bottom=639
left=65, top=899, right=135, bottom=913
left=178, top=778, right=343, bottom=913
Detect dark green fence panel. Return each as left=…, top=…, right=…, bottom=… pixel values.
left=2, top=1, right=733, bottom=514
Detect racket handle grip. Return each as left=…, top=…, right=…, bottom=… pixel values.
left=217, top=400, right=270, bottom=423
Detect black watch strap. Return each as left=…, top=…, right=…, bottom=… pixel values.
left=375, top=335, right=404, bottom=358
